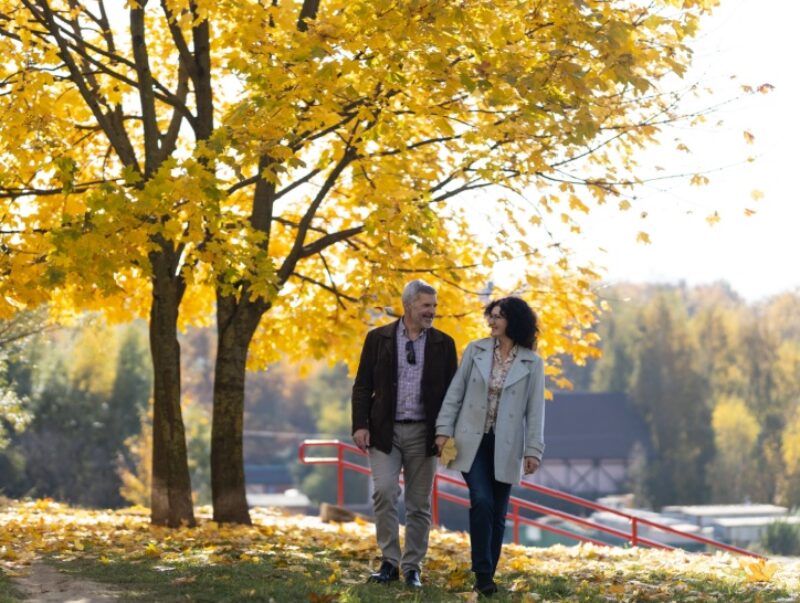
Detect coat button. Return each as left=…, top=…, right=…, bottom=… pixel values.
left=512, top=389, right=516, bottom=395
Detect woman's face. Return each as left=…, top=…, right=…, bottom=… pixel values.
left=486, top=307, right=507, bottom=338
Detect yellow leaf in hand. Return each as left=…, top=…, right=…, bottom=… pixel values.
left=439, top=438, right=458, bottom=467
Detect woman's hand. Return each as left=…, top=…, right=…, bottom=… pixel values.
left=434, top=435, right=449, bottom=456
left=523, top=456, right=540, bottom=475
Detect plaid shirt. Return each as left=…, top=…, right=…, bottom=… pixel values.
left=395, top=320, right=427, bottom=421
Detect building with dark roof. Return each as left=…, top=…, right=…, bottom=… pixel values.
left=528, top=392, right=652, bottom=497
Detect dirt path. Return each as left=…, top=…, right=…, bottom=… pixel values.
left=11, top=562, right=120, bottom=602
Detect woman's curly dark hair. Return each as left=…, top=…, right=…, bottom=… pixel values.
left=484, top=297, right=539, bottom=350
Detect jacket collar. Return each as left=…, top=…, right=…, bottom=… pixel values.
left=472, top=337, right=536, bottom=387
left=377, top=318, right=444, bottom=343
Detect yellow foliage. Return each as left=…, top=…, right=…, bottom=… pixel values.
left=782, top=413, right=800, bottom=475
left=712, top=396, right=759, bottom=458
left=0, top=0, right=754, bottom=397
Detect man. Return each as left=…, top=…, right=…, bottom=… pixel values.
left=352, top=279, right=458, bottom=588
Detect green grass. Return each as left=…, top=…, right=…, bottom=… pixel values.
left=55, top=556, right=796, bottom=603
left=0, top=567, right=23, bottom=603
left=60, top=556, right=474, bottom=603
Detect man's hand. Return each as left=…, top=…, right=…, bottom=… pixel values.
left=434, top=435, right=449, bottom=456
left=353, top=428, right=370, bottom=451
left=523, top=456, right=540, bottom=475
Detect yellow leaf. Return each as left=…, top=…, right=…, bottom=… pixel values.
left=705, top=211, right=721, bottom=226
left=751, top=189, right=764, bottom=201
left=439, top=438, right=458, bottom=467
left=743, top=130, right=755, bottom=144
left=636, top=231, right=651, bottom=245
left=144, top=542, right=161, bottom=558
left=618, top=200, right=631, bottom=211
left=740, top=558, right=778, bottom=583
left=744, top=208, right=756, bottom=217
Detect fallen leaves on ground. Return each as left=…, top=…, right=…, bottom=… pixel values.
left=1, top=498, right=798, bottom=601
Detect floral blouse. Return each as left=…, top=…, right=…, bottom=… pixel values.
left=483, top=339, right=518, bottom=433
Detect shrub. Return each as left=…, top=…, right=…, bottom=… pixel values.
left=761, top=519, right=800, bottom=556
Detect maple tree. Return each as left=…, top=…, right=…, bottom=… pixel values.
left=0, top=0, right=758, bottom=525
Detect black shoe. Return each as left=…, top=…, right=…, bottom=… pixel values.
left=367, top=561, right=399, bottom=584
left=404, top=569, right=422, bottom=588
left=473, top=581, right=498, bottom=597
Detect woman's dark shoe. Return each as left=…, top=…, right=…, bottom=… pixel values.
left=473, top=580, right=498, bottom=597
left=367, top=561, right=399, bottom=584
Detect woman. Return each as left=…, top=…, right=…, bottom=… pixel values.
left=435, top=297, right=545, bottom=597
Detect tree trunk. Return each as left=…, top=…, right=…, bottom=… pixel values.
left=149, top=253, right=195, bottom=527
left=210, top=293, right=265, bottom=524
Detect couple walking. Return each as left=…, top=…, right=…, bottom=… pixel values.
left=351, top=279, right=546, bottom=597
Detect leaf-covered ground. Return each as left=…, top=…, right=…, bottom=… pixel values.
left=1, top=499, right=798, bottom=602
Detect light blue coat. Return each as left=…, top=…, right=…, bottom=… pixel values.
left=435, top=338, right=545, bottom=484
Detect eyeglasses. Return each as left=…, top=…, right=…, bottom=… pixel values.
left=405, top=340, right=416, bottom=365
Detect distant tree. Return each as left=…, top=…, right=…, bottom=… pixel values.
left=708, top=396, right=759, bottom=503
left=0, top=310, right=50, bottom=449
left=301, top=363, right=368, bottom=506
left=630, top=293, right=713, bottom=507
left=2, top=321, right=151, bottom=507
left=781, top=411, right=800, bottom=507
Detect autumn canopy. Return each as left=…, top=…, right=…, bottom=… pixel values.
left=1, top=0, right=728, bottom=525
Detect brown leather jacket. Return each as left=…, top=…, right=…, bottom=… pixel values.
left=351, top=320, right=458, bottom=456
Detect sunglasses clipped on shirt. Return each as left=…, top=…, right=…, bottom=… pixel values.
left=405, top=340, right=416, bottom=365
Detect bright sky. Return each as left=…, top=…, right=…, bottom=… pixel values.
left=556, top=0, right=800, bottom=302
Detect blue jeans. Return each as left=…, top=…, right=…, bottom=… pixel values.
left=462, top=431, right=512, bottom=580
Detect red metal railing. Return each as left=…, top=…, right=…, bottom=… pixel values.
left=298, top=439, right=763, bottom=558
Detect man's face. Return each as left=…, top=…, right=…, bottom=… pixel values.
left=405, top=293, right=437, bottom=330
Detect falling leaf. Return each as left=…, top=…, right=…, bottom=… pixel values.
left=636, top=231, right=651, bottom=245
left=743, top=130, right=755, bottom=144
left=751, top=190, right=764, bottom=201
left=705, top=211, right=721, bottom=226
left=744, top=208, right=756, bottom=217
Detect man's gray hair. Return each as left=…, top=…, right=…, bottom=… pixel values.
left=402, top=279, right=437, bottom=307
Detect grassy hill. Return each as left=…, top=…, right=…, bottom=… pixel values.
left=1, top=499, right=798, bottom=602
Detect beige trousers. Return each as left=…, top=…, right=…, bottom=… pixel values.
left=368, top=422, right=437, bottom=574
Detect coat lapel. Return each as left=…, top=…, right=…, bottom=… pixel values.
left=504, top=347, right=536, bottom=389
left=378, top=320, right=398, bottom=371
left=472, top=338, right=494, bottom=382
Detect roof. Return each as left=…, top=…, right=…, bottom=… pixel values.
left=712, top=516, right=799, bottom=527
left=544, top=392, right=651, bottom=460
left=661, top=504, right=788, bottom=517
